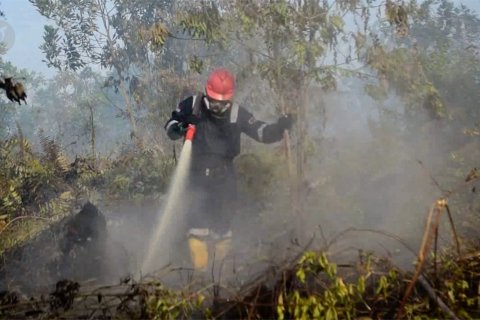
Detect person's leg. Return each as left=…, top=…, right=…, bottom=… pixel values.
left=187, top=228, right=210, bottom=271
left=186, top=184, right=211, bottom=271
left=187, top=169, right=237, bottom=271
left=211, top=171, right=237, bottom=265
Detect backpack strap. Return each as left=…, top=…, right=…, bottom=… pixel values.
left=230, top=103, right=239, bottom=123
left=192, top=93, right=203, bottom=116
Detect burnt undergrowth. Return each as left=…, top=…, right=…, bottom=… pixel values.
left=1, top=132, right=479, bottom=319
left=1, top=219, right=480, bottom=319
left=0, top=245, right=479, bottom=319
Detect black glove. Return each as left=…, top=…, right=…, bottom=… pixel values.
left=166, top=121, right=190, bottom=140
left=168, top=115, right=198, bottom=138
left=277, top=114, right=295, bottom=131
left=176, top=122, right=189, bottom=134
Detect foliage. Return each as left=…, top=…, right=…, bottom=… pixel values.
left=178, top=0, right=368, bottom=100
left=102, top=147, right=175, bottom=202
left=30, top=0, right=215, bottom=149
left=31, top=0, right=170, bottom=71
left=0, top=135, right=72, bottom=217
left=8, top=245, right=480, bottom=319
left=278, top=251, right=361, bottom=320
left=2, top=0, right=480, bottom=318
left=0, top=135, right=76, bottom=253
left=0, top=276, right=208, bottom=319
left=365, top=43, right=446, bottom=118
left=276, top=251, right=403, bottom=320
left=145, top=282, right=205, bottom=320
left=0, top=133, right=175, bottom=219
left=30, top=0, right=176, bottom=143
left=178, top=1, right=223, bottom=44
left=363, top=0, right=480, bottom=123
left=429, top=250, right=480, bottom=319
left=413, top=1, right=480, bottom=128
left=235, top=150, right=287, bottom=206
left=0, top=133, right=176, bottom=256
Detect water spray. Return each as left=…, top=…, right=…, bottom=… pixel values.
left=142, top=125, right=196, bottom=273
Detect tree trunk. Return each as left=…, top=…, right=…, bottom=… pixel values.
left=118, top=80, right=142, bottom=148
left=87, top=102, right=96, bottom=159
left=98, top=0, right=142, bottom=149
left=293, top=26, right=316, bottom=242
left=295, top=86, right=307, bottom=235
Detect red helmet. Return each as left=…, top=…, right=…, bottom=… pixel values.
left=205, top=68, right=235, bottom=101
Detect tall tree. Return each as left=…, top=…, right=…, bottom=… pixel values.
left=30, top=0, right=174, bottom=146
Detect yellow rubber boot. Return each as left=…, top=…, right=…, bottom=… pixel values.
left=214, top=237, right=232, bottom=263
left=188, top=237, right=209, bottom=271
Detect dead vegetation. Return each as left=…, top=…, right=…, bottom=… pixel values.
left=0, top=238, right=480, bottom=319
left=0, top=186, right=479, bottom=319
left=0, top=132, right=479, bottom=319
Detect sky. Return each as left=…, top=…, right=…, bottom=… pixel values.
left=0, top=0, right=479, bottom=79
left=1, top=0, right=53, bottom=76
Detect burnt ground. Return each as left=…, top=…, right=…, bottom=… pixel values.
left=0, top=198, right=290, bottom=297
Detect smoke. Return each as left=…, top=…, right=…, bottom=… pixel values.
left=213, top=75, right=467, bottom=275
left=100, top=33, right=479, bottom=283
left=298, top=81, right=476, bottom=269
left=2, top=73, right=475, bottom=295
left=302, top=85, right=439, bottom=268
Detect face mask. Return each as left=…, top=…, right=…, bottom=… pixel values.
left=204, top=97, right=232, bottom=114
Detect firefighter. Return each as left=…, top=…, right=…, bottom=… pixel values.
left=165, top=68, right=294, bottom=271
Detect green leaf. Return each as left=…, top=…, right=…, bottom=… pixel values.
left=330, top=15, right=345, bottom=30
left=357, top=276, right=366, bottom=294
left=326, top=307, right=337, bottom=320
left=277, top=293, right=285, bottom=320
left=296, top=267, right=306, bottom=283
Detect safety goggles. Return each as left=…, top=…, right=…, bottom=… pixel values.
left=204, top=96, right=232, bottom=114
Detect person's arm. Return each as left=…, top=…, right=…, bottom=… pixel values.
left=164, top=96, right=196, bottom=140
left=239, top=107, right=294, bottom=143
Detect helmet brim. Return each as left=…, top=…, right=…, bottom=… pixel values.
left=205, top=87, right=234, bottom=101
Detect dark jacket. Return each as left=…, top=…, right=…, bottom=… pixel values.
left=165, top=94, right=285, bottom=172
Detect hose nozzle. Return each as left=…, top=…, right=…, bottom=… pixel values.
left=185, top=124, right=196, bottom=141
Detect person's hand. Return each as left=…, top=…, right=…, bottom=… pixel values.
left=174, top=115, right=199, bottom=135
left=277, top=114, right=295, bottom=131
left=177, top=122, right=189, bottom=134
